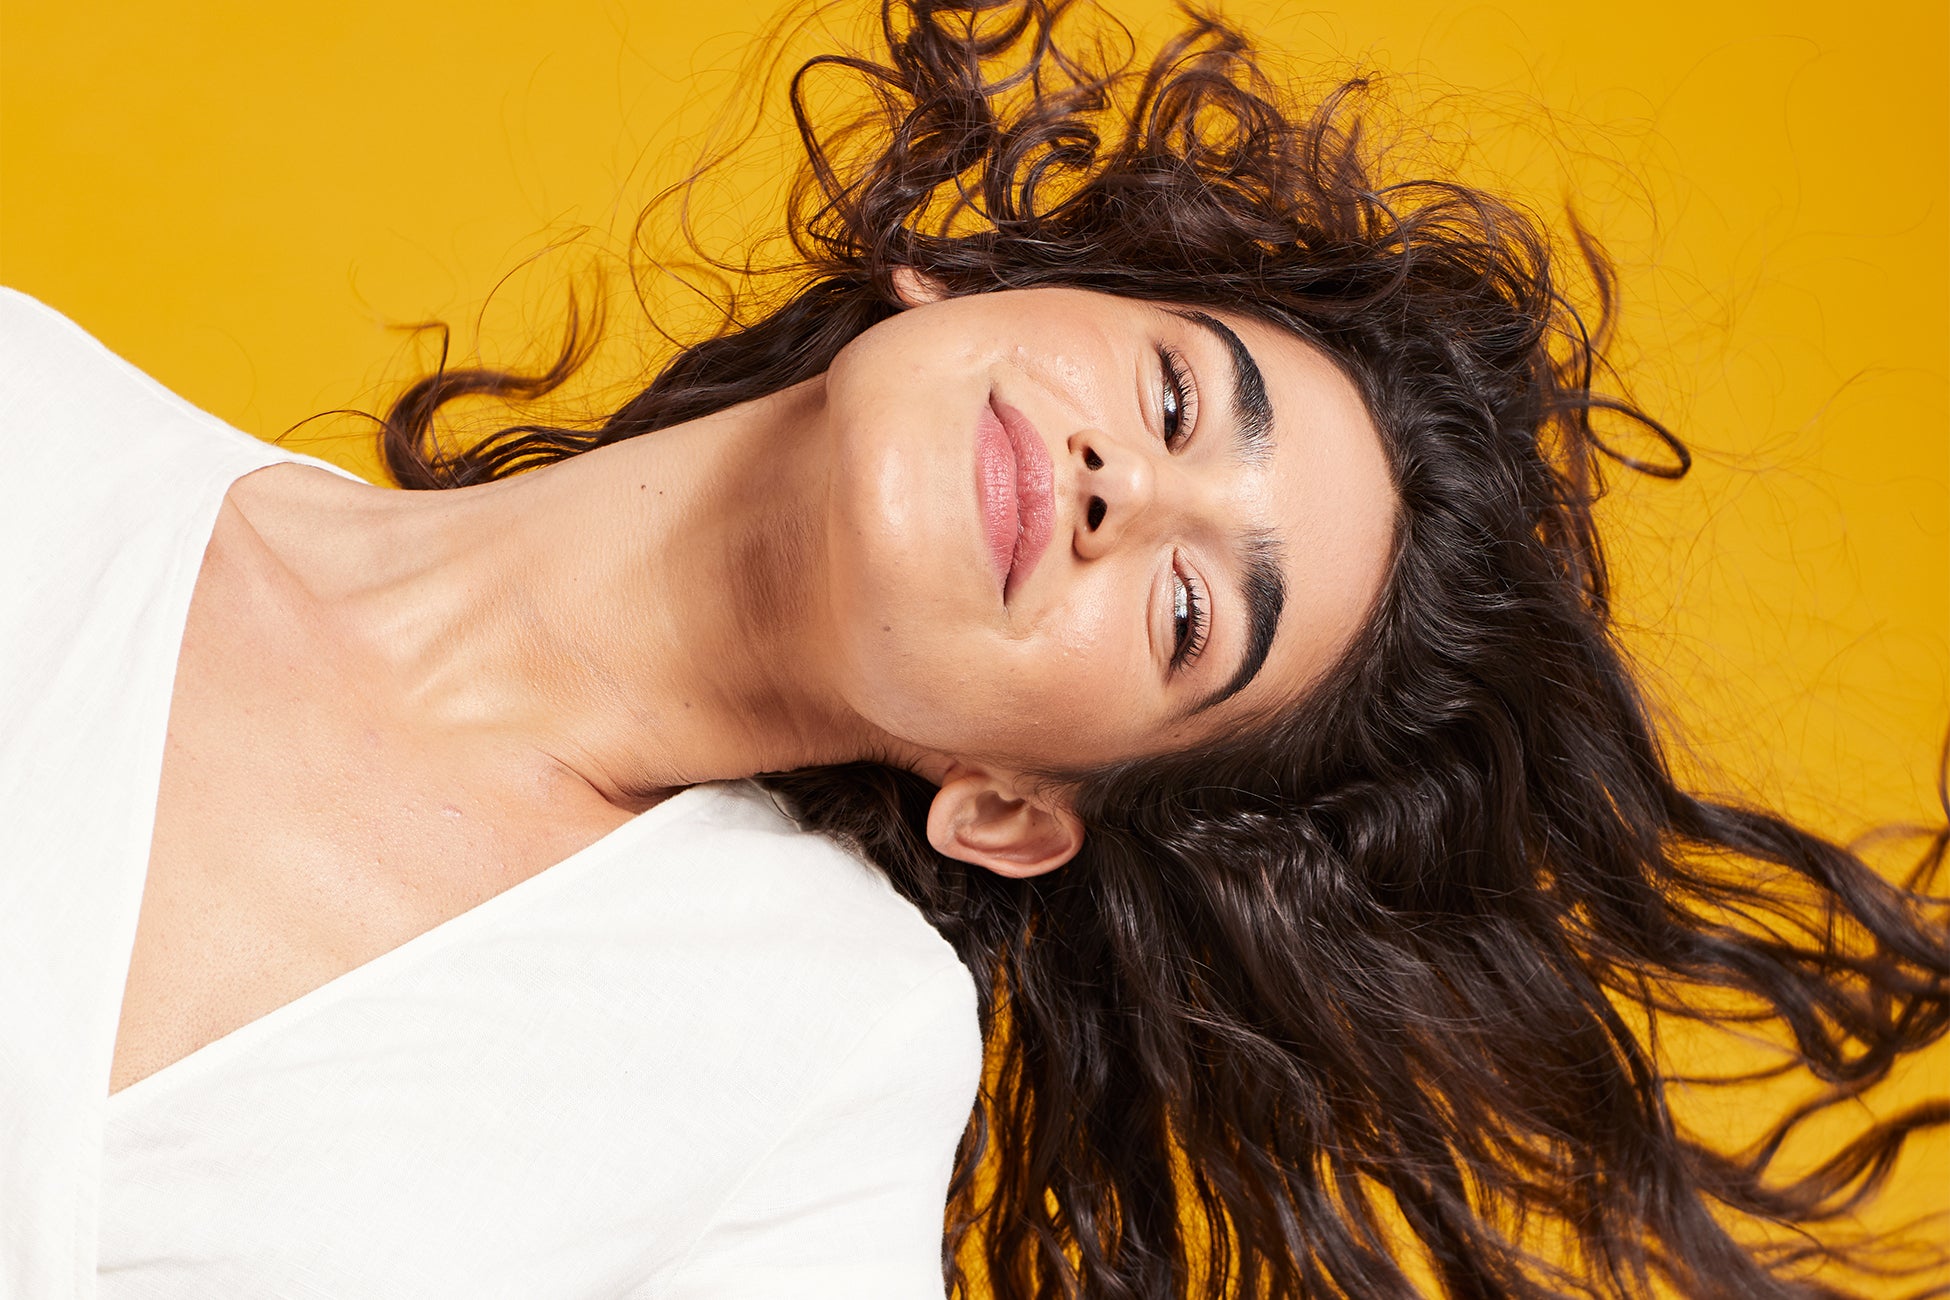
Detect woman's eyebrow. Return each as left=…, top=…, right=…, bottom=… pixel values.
left=1167, top=308, right=1274, bottom=458
left=1190, top=532, right=1286, bottom=716
left=1164, top=308, right=1286, bottom=715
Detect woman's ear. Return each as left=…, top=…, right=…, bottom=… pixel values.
left=890, top=266, right=949, bottom=309
left=925, top=767, right=1082, bottom=878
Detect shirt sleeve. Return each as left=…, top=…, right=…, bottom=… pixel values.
left=644, top=963, right=984, bottom=1300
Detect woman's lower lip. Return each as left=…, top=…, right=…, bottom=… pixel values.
left=975, top=399, right=1020, bottom=593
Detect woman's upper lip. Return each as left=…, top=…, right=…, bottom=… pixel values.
left=992, top=396, right=1054, bottom=599
left=974, top=393, right=1056, bottom=601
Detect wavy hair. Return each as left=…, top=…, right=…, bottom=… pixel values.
left=370, top=2, right=1950, bottom=1295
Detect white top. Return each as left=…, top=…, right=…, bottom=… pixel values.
left=0, top=288, right=983, bottom=1300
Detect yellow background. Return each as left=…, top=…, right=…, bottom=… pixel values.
left=3, top=0, right=1943, bottom=1285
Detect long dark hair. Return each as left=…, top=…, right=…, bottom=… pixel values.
left=369, top=2, right=1950, bottom=1295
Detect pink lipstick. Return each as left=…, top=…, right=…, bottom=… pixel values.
left=974, top=394, right=1055, bottom=600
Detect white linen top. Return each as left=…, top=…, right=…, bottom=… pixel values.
left=0, top=287, right=984, bottom=1300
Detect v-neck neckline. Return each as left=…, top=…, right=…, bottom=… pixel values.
left=102, top=454, right=713, bottom=1115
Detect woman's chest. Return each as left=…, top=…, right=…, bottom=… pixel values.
left=108, top=504, right=627, bottom=1096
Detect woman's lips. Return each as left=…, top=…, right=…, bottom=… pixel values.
left=974, top=394, right=1054, bottom=600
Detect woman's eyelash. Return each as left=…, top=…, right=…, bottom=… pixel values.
left=1159, top=344, right=1204, bottom=673
left=1159, top=344, right=1196, bottom=447
left=1170, top=562, right=1208, bottom=671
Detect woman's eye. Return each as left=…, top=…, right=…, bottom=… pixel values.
left=1170, top=564, right=1208, bottom=671
left=1159, top=344, right=1196, bottom=448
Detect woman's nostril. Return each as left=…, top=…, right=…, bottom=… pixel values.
left=1087, top=497, right=1106, bottom=530
left=1083, top=448, right=1103, bottom=471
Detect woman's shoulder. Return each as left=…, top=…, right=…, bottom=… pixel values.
left=0, top=287, right=355, bottom=481
left=0, top=283, right=92, bottom=353
left=0, top=286, right=197, bottom=423
left=604, top=777, right=984, bottom=1106
left=0, top=290, right=363, bottom=580
left=656, top=779, right=976, bottom=999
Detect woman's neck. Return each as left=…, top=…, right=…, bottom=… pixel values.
left=234, top=377, right=889, bottom=811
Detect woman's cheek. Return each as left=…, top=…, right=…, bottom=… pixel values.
left=971, top=599, right=1134, bottom=762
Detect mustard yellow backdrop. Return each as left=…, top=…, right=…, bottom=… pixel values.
left=3, top=0, right=1943, bottom=1284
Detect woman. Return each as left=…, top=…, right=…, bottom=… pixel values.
left=3, top=0, right=1944, bottom=1296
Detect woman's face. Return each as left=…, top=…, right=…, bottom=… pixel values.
left=817, top=281, right=1395, bottom=777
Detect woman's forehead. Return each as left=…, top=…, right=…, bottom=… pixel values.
left=1175, top=305, right=1397, bottom=732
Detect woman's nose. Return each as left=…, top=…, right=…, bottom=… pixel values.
left=1070, top=431, right=1156, bottom=558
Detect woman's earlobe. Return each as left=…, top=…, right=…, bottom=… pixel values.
left=890, top=266, right=949, bottom=309
left=924, top=769, right=1083, bottom=878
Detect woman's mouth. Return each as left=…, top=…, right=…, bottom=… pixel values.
left=975, top=394, right=1054, bottom=601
